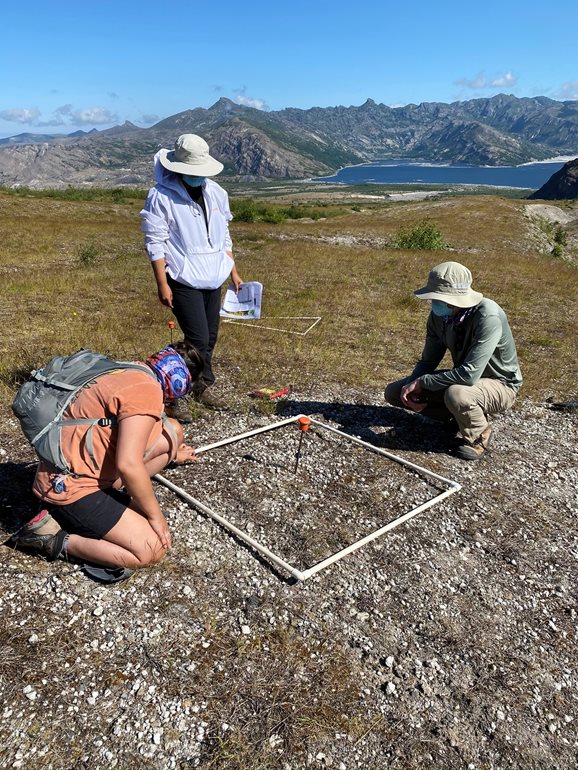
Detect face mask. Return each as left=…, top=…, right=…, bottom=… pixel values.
left=182, top=174, right=205, bottom=187
left=431, top=300, right=454, bottom=317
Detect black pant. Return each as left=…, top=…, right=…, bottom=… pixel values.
left=167, top=276, right=221, bottom=387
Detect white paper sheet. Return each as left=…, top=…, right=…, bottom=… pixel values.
left=220, top=281, right=263, bottom=320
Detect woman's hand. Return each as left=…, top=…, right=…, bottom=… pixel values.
left=151, top=259, right=173, bottom=307
left=157, top=283, right=173, bottom=308
left=148, top=512, right=173, bottom=550
left=230, top=263, right=243, bottom=294
left=175, top=443, right=197, bottom=465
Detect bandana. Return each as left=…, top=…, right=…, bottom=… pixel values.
left=145, top=346, right=192, bottom=400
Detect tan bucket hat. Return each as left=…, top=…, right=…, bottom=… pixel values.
left=414, top=261, right=483, bottom=308
left=159, top=134, right=224, bottom=176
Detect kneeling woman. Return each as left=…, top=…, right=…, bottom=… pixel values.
left=15, top=342, right=202, bottom=578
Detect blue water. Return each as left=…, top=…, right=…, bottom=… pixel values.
left=313, top=160, right=567, bottom=189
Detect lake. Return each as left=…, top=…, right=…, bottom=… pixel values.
left=313, top=160, right=569, bottom=189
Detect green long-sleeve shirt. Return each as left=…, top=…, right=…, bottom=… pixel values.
left=411, top=298, right=522, bottom=392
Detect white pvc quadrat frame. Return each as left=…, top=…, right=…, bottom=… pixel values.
left=223, top=316, right=322, bottom=337
left=154, top=414, right=461, bottom=582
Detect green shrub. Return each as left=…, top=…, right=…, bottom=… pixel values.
left=232, top=200, right=257, bottom=222
left=230, top=198, right=343, bottom=224
left=393, top=219, right=447, bottom=250
left=261, top=206, right=286, bottom=224
left=0, top=185, right=146, bottom=202
left=77, top=241, right=99, bottom=265
left=551, top=243, right=564, bottom=258
left=553, top=226, right=567, bottom=246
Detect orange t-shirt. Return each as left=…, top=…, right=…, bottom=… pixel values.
left=33, top=368, right=164, bottom=504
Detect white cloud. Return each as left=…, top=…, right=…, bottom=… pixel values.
left=455, top=71, right=518, bottom=91
left=455, top=72, right=488, bottom=89
left=233, top=87, right=269, bottom=111
left=71, top=107, right=118, bottom=125
left=54, top=104, right=119, bottom=125
left=54, top=104, right=118, bottom=125
left=490, top=72, right=518, bottom=88
left=0, top=107, right=41, bottom=124
left=0, top=103, right=123, bottom=135
left=557, top=80, right=578, bottom=100
left=141, top=113, right=160, bottom=124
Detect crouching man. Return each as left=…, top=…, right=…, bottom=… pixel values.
left=385, top=262, right=522, bottom=460
left=13, top=342, right=203, bottom=580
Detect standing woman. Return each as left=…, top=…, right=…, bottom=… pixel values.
left=140, top=134, right=242, bottom=421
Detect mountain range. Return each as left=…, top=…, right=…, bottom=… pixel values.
left=1, top=94, right=577, bottom=188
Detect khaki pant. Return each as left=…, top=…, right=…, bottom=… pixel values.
left=384, top=376, right=517, bottom=443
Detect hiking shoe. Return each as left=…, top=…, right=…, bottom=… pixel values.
left=165, top=398, right=192, bottom=424
left=81, top=563, right=134, bottom=584
left=12, top=509, right=68, bottom=560
left=454, top=425, right=493, bottom=461
left=193, top=387, right=228, bottom=411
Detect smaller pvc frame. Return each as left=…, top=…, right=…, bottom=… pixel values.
left=155, top=415, right=461, bottom=581
left=223, top=316, right=322, bottom=336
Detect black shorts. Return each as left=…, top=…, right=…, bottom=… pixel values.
left=48, top=488, right=131, bottom=539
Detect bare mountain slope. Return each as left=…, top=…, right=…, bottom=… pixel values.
left=1, top=94, right=577, bottom=187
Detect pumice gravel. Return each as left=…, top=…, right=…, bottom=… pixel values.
left=0, top=386, right=576, bottom=770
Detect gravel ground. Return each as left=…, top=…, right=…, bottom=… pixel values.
left=0, top=386, right=577, bottom=770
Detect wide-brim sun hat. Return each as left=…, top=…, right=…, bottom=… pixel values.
left=159, top=133, right=224, bottom=176
left=414, top=261, right=483, bottom=308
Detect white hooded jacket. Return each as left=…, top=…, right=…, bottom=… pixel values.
left=140, top=152, right=234, bottom=290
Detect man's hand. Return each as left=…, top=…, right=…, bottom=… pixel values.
left=401, top=379, right=428, bottom=412
left=175, top=443, right=197, bottom=465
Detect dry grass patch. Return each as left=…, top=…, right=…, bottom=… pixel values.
left=0, top=190, right=576, bottom=404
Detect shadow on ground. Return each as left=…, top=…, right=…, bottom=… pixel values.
left=0, top=461, right=38, bottom=538
left=276, top=398, right=458, bottom=456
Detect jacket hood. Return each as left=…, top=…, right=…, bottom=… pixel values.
left=153, top=151, right=191, bottom=201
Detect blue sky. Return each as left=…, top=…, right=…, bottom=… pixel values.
left=1, top=0, right=577, bottom=138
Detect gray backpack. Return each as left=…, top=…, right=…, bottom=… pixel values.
left=12, top=349, right=157, bottom=476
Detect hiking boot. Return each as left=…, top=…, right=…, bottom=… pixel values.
left=454, top=425, right=493, bottom=461
left=165, top=398, right=192, bottom=424
left=193, top=387, right=228, bottom=411
left=12, top=509, right=68, bottom=561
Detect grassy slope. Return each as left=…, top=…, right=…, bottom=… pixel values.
left=0, top=190, right=576, bottom=411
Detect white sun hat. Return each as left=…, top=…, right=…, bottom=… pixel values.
left=158, top=134, right=224, bottom=176
left=414, top=261, right=483, bottom=308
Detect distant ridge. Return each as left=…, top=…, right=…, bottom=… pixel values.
left=1, top=94, right=577, bottom=188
